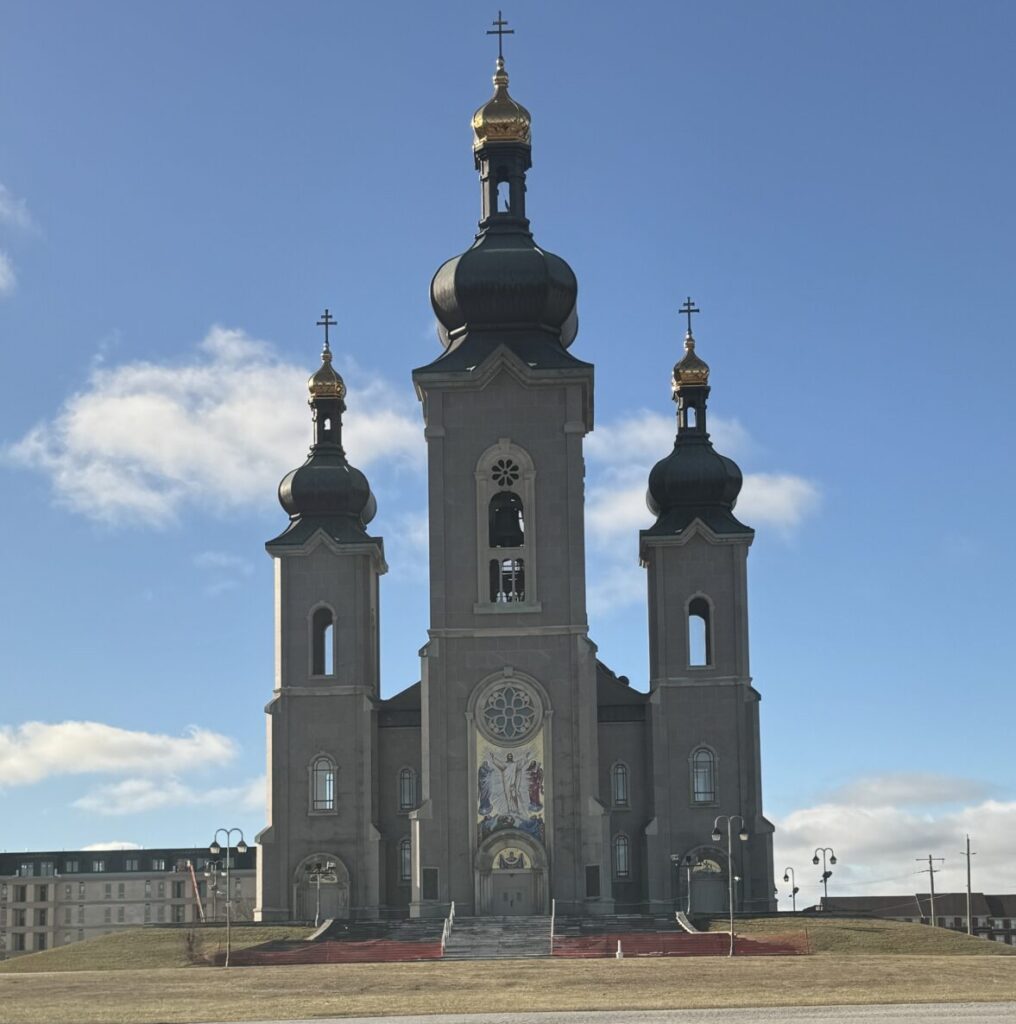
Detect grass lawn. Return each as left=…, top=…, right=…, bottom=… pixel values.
left=1, top=956, right=1016, bottom=1023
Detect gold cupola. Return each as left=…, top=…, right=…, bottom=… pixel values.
left=672, top=333, right=711, bottom=393
left=308, top=343, right=346, bottom=402
left=472, top=57, right=531, bottom=150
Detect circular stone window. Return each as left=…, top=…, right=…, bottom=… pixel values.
left=479, top=682, right=541, bottom=744
left=491, top=458, right=520, bottom=488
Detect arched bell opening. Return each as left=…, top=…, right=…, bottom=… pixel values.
left=475, top=831, right=548, bottom=917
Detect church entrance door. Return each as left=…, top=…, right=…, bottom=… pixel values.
left=492, top=870, right=534, bottom=916
left=689, top=858, right=727, bottom=914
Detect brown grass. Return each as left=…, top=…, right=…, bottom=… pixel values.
left=1, top=956, right=1015, bottom=1023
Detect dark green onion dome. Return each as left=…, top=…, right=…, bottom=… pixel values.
left=644, top=330, right=751, bottom=537
left=270, top=342, right=378, bottom=546
left=427, top=57, right=579, bottom=356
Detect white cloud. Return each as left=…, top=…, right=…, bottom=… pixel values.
left=0, top=721, right=237, bottom=786
left=772, top=773, right=1016, bottom=907
left=585, top=410, right=751, bottom=467
left=0, top=183, right=34, bottom=232
left=73, top=775, right=265, bottom=816
left=0, top=251, right=15, bottom=296
left=193, top=550, right=254, bottom=574
left=5, top=327, right=423, bottom=526
left=81, top=841, right=143, bottom=851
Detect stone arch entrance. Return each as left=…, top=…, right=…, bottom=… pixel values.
left=476, top=832, right=548, bottom=917
left=292, top=853, right=351, bottom=922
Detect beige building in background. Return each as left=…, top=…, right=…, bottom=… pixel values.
left=0, top=847, right=255, bottom=958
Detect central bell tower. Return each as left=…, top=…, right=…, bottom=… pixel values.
left=409, top=49, right=612, bottom=917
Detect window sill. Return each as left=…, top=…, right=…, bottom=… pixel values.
left=307, top=809, right=338, bottom=817
left=473, top=601, right=543, bottom=615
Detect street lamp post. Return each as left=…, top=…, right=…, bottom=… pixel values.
left=711, top=815, right=749, bottom=957
left=812, top=847, right=837, bottom=906
left=782, top=867, right=799, bottom=913
left=209, top=828, right=247, bottom=968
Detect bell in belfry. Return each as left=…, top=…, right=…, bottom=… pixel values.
left=489, top=492, right=525, bottom=548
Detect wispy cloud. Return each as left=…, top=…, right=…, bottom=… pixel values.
left=5, top=327, right=423, bottom=526
left=0, top=721, right=237, bottom=786
left=0, top=251, right=15, bottom=296
left=773, top=772, right=1016, bottom=906
left=0, top=183, right=35, bottom=232
left=74, top=775, right=265, bottom=816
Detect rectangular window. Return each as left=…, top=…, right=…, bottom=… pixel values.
left=64, top=907, right=72, bottom=925
left=14, top=884, right=27, bottom=902
left=14, top=908, right=27, bottom=927
left=77, top=905, right=84, bottom=924
left=39, top=862, right=55, bottom=877
left=172, top=905, right=185, bottom=924
left=490, top=557, right=525, bottom=603
left=0, top=883, right=6, bottom=902
left=92, top=859, right=105, bottom=873
left=421, top=867, right=439, bottom=901
left=103, top=908, right=112, bottom=924
left=117, top=882, right=125, bottom=899
left=125, top=858, right=139, bottom=872
left=197, top=881, right=207, bottom=898
left=156, top=905, right=165, bottom=922
left=35, top=908, right=47, bottom=927
left=152, top=859, right=166, bottom=872
left=19, top=862, right=34, bottom=877
left=172, top=881, right=185, bottom=899
left=36, top=933, right=48, bottom=952
left=399, top=769, right=416, bottom=811
left=36, top=884, right=49, bottom=902
left=78, top=882, right=86, bottom=900
left=64, top=883, right=72, bottom=899
left=12, top=933, right=26, bottom=952
left=157, top=882, right=165, bottom=899
left=145, top=880, right=152, bottom=898
left=104, top=883, right=112, bottom=899
left=144, top=904, right=151, bottom=923
left=65, top=860, right=79, bottom=874
left=77, top=929, right=84, bottom=941
left=117, top=907, right=125, bottom=923
left=400, top=840, right=411, bottom=883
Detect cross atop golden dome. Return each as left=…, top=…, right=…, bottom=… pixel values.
left=308, top=309, right=346, bottom=401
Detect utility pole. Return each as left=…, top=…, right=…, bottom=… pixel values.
left=916, top=855, right=945, bottom=925
left=960, top=835, right=977, bottom=936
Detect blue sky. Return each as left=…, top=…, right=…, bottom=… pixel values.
left=1, top=1, right=1014, bottom=905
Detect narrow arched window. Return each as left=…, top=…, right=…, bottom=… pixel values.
left=613, top=834, right=631, bottom=880
left=489, top=491, right=525, bottom=548
left=398, top=768, right=416, bottom=811
left=312, top=607, right=334, bottom=676
left=611, top=763, right=629, bottom=807
left=692, top=748, right=716, bottom=804
left=311, top=756, right=336, bottom=812
left=688, top=597, right=712, bottom=667
left=497, top=179, right=510, bottom=213
left=399, top=838, right=411, bottom=883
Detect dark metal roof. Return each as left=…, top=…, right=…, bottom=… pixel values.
left=378, top=681, right=422, bottom=728
left=0, top=846, right=256, bottom=876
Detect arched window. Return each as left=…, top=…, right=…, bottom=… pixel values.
left=398, top=768, right=417, bottom=811
left=496, top=179, right=510, bottom=213
left=311, top=756, right=336, bottom=813
left=688, top=596, right=712, bottom=667
left=691, top=748, right=716, bottom=804
left=613, top=834, right=631, bottom=880
left=475, top=443, right=539, bottom=610
left=611, top=763, right=629, bottom=807
left=399, top=838, right=411, bottom=883
left=312, top=607, right=335, bottom=676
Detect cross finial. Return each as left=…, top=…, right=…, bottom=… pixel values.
left=487, top=10, right=514, bottom=60
left=316, top=308, right=337, bottom=352
left=679, top=296, right=700, bottom=337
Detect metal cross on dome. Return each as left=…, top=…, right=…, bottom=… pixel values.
left=487, top=10, right=514, bottom=60
left=316, top=308, right=337, bottom=351
left=679, top=297, right=700, bottom=335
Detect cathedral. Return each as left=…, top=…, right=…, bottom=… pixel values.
left=255, top=48, right=775, bottom=922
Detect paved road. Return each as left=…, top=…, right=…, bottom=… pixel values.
left=214, top=1004, right=1016, bottom=1024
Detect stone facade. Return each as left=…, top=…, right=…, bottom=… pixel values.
left=255, top=56, right=775, bottom=922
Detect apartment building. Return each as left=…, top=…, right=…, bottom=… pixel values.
left=0, top=847, right=256, bottom=957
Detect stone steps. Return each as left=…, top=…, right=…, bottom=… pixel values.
left=443, top=914, right=552, bottom=960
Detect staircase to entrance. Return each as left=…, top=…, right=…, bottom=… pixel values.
left=443, top=915, right=552, bottom=960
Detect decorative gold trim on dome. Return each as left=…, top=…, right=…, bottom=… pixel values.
left=308, top=345, right=347, bottom=401
left=472, top=57, right=531, bottom=150
left=672, top=333, right=710, bottom=392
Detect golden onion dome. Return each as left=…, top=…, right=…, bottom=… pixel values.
left=308, top=345, right=346, bottom=401
left=472, top=57, right=531, bottom=150
left=672, top=333, right=710, bottom=393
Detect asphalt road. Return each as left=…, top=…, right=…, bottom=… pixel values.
left=216, top=1004, right=1016, bottom=1024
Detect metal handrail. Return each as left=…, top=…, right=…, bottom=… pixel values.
left=550, top=897, right=556, bottom=949
left=440, top=900, right=456, bottom=954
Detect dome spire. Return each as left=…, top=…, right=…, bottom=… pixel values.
left=643, top=299, right=749, bottom=537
